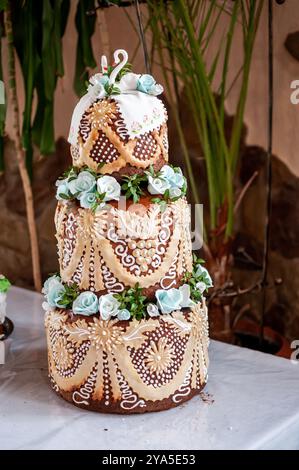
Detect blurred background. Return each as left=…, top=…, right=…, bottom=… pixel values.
left=0, top=0, right=298, bottom=354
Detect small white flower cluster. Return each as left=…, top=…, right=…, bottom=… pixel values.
left=194, top=264, right=213, bottom=293
left=147, top=165, right=186, bottom=200
left=86, top=71, right=164, bottom=101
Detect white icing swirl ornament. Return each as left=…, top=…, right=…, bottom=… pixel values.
left=108, top=49, right=128, bottom=85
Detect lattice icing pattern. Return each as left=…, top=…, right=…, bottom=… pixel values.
left=55, top=198, right=193, bottom=298
left=70, top=98, right=168, bottom=175
left=45, top=302, right=209, bottom=413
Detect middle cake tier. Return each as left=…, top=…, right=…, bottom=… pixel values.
left=55, top=197, right=192, bottom=300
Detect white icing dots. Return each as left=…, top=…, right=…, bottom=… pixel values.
left=89, top=131, right=120, bottom=164
left=133, top=132, right=158, bottom=160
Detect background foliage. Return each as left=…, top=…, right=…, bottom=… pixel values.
left=0, top=0, right=99, bottom=175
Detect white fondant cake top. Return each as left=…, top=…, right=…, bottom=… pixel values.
left=68, top=49, right=166, bottom=145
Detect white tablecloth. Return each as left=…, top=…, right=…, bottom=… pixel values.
left=0, top=286, right=298, bottom=450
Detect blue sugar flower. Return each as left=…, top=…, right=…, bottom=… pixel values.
left=79, top=192, right=98, bottom=209
left=72, top=291, right=99, bottom=316
left=137, top=74, right=156, bottom=94
left=155, top=288, right=182, bottom=314
left=68, top=171, right=96, bottom=197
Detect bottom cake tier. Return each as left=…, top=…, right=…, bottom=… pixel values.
left=45, top=301, right=209, bottom=414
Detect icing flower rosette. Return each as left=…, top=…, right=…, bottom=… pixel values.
left=136, top=74, right=163, bottom=96
left=96, top=176, right=121, bottom=201
left=72, top=292, right=99, bottom=316
left=98, top=293, right=120, bottom=320
left=42, top=275, right=66, bottom=310
left=147, top=165, right=186, bottom=200
left=156, top=285, right=195, bottom=314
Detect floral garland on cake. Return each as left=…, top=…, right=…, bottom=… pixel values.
left=42, top=256, right=212, bottom=321
left=88, top=66, right=164, bottom=99
left=55, top=164, right=187, bottom=209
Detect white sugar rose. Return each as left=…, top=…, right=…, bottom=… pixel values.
left=170, top=170, right=185, bottom=188
left=195, top=281, right=207, bottom=294
left=56, top=179, right=71, bottom=201
left=68, top=171, right=96, bottom=197
left=87, top=73, right=107, bottom=100
left=169, top=187, right=182, bottom=199
left=42, top=275, right=61, bottom=296
left=160, top=165, right=185, bottom=189
left=179, top=284, right=195, bottom=308
left=118, top=72, right=139, bottom=93
left=46, top=280, right=66, bottom=309
left=87, top=83, right=105, bottom=101
left=159, top=165, right=174, bottom=181
left=42, top=301, right=51, bottom=312
left=79, top=192, right=97, bottom=209
left=148, top=175, right=170, bottom=195
left=195, top=265, right=213, bottom=288
left=155, top=288, right=182, bottom=314
left=98, top=293, right=121, bottom=320
left=97, top=176, right=121, bottom=201
left=72, top=291, right=99, bottom=316
left=117, top=309, right=131, bottom=321
left=148, top=83, right=164, bottom=96
left=147, top=303, right=160, bottom=317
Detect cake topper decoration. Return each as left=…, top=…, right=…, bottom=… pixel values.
left=108, top=49, right=129, bottom=85
left=68, top=49, right=166, bottom=145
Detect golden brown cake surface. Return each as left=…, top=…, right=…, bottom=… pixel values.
left=44, top=49, right=211, bottom=414
left=55, top=197, right=192, bottom=300
left=70, top=98, right=168, bottom=175
left=45, top=302, right=209, bottom=413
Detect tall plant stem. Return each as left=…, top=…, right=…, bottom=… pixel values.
left=4, top=6, right=42, bottom=292
left=260, top=0, right=273, bottom=345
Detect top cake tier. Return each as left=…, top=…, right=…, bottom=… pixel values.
left=68, top=50, right=168, bottom=177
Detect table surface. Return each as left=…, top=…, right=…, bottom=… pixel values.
left=0, top=286, right=298, bottom=450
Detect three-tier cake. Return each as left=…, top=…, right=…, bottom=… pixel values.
left=43, top=50, right=212, bottom=413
